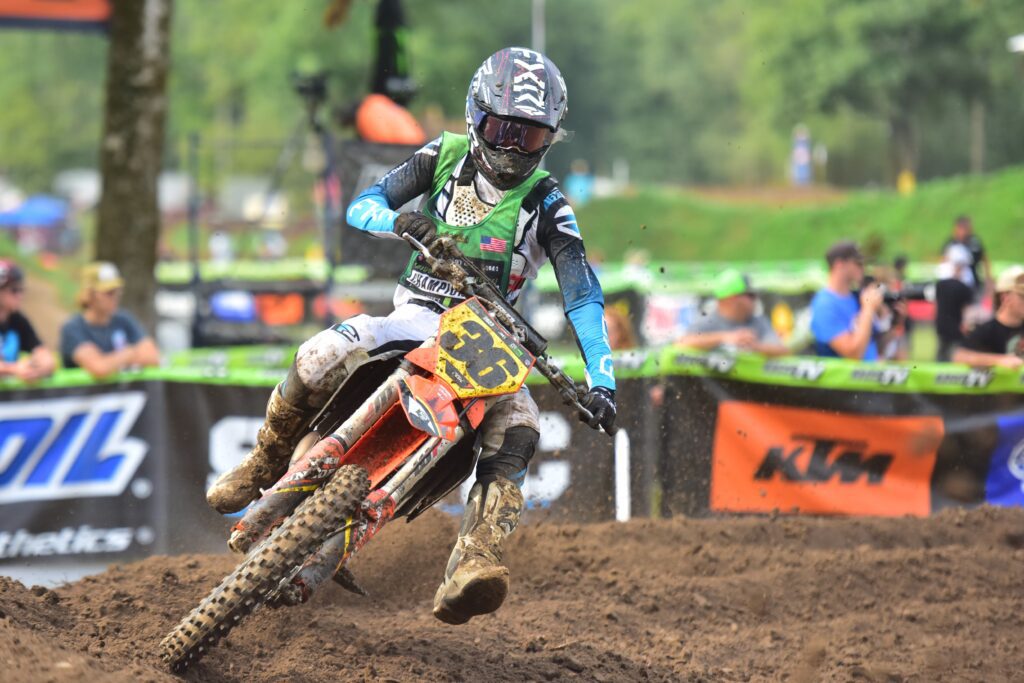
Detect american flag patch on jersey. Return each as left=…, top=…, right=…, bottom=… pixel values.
left=480, top=236, right=507, bottom=253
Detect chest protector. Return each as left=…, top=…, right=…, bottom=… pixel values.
left=398, top=132, right=548, bottom=306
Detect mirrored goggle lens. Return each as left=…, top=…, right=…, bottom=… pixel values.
left=474, top=112, right=554, bottom=153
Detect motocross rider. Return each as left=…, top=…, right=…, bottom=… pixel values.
left=207, top=47, right=617, bottom=625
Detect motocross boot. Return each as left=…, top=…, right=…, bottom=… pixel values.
left=433, top=477, right=524, bottom=625
left=206, top=381, right=314, bottom=514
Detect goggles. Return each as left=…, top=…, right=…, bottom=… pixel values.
left=472, top=111, right=559, bottom=154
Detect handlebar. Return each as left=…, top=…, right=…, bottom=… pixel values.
left=402, top=233, right=616, bottom=437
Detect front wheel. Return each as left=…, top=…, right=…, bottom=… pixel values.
left=159, top=464, right=370, bottom=673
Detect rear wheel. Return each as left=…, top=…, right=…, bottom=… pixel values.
left=159, top=464, right=369, bottom=673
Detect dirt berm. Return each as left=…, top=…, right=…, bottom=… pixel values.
left=2, top=506, right=1022, bottom=682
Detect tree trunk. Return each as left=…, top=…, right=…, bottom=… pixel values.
left=96, top=0, right=174, bottom=331
left=888, top=113, right=916, bottom=180
left=969, top=97, right=985, bottom=175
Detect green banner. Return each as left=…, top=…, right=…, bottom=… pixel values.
left=155, top=260, right=369, bottom=285
left=5, top=346, right=1020, bottom=396
left=653, top=347, right=1024, bottom=394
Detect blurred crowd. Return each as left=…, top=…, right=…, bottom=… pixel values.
left=1, top=211, right=1021, bottom=387
left=606, top=214, right=1023, bottom=370
left=0, top=259, right=160, bottom=382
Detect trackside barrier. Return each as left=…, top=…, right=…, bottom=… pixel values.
left=0, top=349, right=1021, bottom=569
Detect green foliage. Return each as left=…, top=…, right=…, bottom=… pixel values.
left=743, top=0, right=1024, bottom=180
left=0, top=0, right=1022, bottom=189
left=0, top=31, right=106, bottom=190
left=576, top=166, right=1024, bottom=262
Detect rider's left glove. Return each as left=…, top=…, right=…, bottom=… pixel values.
left=393, top=211, right=437, bottom=246
left=580, top=386, right=616, bottom=433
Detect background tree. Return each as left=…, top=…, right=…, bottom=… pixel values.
left=96, top=0, right=174, bottom=328
left=1, top=0, right=1022, bottom=192
left=746, top=0, right=991, bottom=179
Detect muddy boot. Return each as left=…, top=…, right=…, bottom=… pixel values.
left=206, top=384, right=313, bottom=514
left=433, top=478, right=524, bottom=625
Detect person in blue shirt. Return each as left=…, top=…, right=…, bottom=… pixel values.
left=811, top=241, right=885, bottom=360
left=0, top=259, right=55, bottom=381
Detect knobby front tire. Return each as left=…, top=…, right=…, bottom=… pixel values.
left=159, top=465, right=370, bottom=673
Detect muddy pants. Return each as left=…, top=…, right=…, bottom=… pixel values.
left=294, top=303, right=540, bottom=485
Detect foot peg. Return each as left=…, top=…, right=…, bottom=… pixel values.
left=333, top=566, right=369, bottom=597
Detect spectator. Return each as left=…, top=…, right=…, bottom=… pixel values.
left=884, top=254, right=912, bottom=360
left=0, top=259, right=55, bottom=381
left=60, top=262, right=160, bottom=378
left=677, top=269, right=789, bottom=356
left=811, top=240, right=885, bottom=360
left=941, top=215, right=992, bottom=297
left=892, top=254, right=909, bottom=283
left=934, top=245, right=975, bottom=362
left=604, top=305, right=638, bottom=351
left=952, top=265, right=1024, bottom=369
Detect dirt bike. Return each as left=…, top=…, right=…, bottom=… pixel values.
left=160, top=235, right=614, bottom=673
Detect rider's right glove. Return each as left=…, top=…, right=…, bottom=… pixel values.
left=580, top=386, right=616, bottom=433
left=393, top=211, right=437, bottom=246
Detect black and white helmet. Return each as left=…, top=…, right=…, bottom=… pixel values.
left=465, top=47, right=568, bottom=190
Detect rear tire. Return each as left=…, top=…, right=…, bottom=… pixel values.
left=159, top=464, right=369, bottom=673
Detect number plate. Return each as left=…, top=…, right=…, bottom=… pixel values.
left=435, top=298, right=534, bottom=398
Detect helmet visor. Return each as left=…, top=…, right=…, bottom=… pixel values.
left=473, top=111, right=555, bottom=154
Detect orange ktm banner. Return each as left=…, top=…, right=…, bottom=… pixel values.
left=711, top=402, right=944, bottom=517
left=0, top=0, right=110, bottom=30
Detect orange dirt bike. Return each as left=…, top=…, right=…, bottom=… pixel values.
left=160, top=235, right=614, bottom=673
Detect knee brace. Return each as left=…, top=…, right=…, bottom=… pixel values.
left=475, top=426, right=539, bottom=488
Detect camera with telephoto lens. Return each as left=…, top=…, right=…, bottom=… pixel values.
left=861, top=276, right=908, bottom=306
left=877, top=284, right=904, bottom=306
left=857, top=277, right=906, bottom=327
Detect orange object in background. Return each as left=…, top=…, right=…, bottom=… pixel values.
left=312, top=294, right=365, bottom=321
left=355, top=94, right=427, bottom=145
left=254, top=293, right=305, bottom=326
left=711, top=401, right=943, bottom=517
left=0, top=0, right=109, bottom=24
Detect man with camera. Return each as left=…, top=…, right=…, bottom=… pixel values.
left=811, top=240, right=897, bottom=361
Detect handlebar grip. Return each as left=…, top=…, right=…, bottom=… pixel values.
left=574, top=403, right=617, bottom=438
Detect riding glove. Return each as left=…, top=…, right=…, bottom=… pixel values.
left=580, top=386, right=616, bottom=433
left=394, top=211, right=437, bottom=246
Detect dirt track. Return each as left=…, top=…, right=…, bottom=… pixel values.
left=2, top=506, right=1023, bottom=682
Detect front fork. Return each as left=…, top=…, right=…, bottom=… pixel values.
left=273, top=422, right=469, bottom=605
left=228, top=367, right=409, bottom=554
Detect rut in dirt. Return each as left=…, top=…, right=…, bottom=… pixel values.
left=1, top=506, right=1023, bottom=682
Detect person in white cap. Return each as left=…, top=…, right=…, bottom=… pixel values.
left=59, top=261, right=160, bottom=378
left=934, top=244, right=975, bottom=362
left=952, top=265, right=1024, bottom=369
